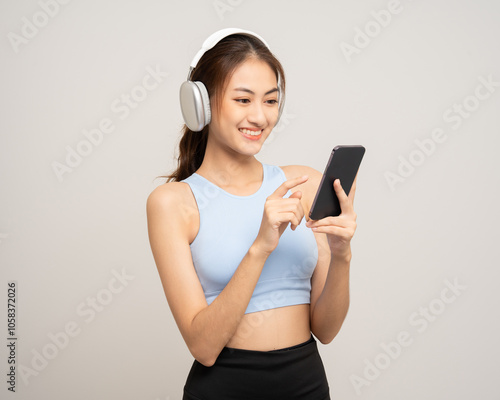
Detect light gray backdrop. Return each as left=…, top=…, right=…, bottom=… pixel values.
left=1, top=0, right=499, bottom=399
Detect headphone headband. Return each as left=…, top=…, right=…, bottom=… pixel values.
left=189, top=28, right=271, bottom=70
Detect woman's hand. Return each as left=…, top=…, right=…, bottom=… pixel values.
left=306, top=176, right=357, bottom=258
left=253, top=175, right=309, bottom=255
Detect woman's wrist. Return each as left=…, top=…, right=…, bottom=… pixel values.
left=249, top=241, right=273, bottom=260
left=330, top=247, right=352, bottom=264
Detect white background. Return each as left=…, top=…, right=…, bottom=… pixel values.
left=1, top=0, right=499, bottom=398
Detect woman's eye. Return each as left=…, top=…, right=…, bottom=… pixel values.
left=266, top=99, right=278, bottom=105
left=235, top=99, right=250, bottom=103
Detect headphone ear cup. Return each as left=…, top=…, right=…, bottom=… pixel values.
left=193, top=81, right=211, bottom=127
left=179, top=80, right=211, bottom=131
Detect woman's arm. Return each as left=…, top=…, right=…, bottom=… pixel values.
left=146, top=176, right=308, bottom=366
left=309, top=240, right=351, bottom=344
left=304, top=169, right=358, bottom=344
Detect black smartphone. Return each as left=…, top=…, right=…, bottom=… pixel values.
left=309, top=145, right=366, bottom=220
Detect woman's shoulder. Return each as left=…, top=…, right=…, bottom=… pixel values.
left=278, top=164, right=322, bottom=181
left=148, top=180, right=189, bottom=201
left=147, top=180, right=196, bottom=218
left=147, top=181, right=199, bottom=244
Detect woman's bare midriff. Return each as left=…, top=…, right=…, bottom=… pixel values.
left=226, top=304, right=312, bottom=351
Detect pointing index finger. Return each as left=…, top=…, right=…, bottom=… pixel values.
left=270, top=175, right=309, bottom=199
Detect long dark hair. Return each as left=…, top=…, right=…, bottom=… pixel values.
left=162, top=33, right=286, bottom=183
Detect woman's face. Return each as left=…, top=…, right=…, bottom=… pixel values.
left=208, top=58, right=280, bottom=156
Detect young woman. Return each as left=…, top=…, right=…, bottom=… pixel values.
left=147, top=28, right=358, bottom=400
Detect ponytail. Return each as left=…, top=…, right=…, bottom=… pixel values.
left=162, top=125, right=208, bottom=183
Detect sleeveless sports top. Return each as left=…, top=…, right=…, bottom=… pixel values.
left=181, top=162, right=319, bottom=314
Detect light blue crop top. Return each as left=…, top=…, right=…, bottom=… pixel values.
left=181, top=162, right=319, bottom=314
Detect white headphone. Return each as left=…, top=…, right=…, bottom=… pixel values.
left=179, top=28, right=283, bottom=132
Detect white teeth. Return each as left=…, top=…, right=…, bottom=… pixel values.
left=240, top=128, right=261, bottom=136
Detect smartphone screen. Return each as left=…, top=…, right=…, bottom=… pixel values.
left=309, top=145, right=365, bottom=220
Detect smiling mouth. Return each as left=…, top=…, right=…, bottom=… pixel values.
left=239, top=128, right=263, bottom=139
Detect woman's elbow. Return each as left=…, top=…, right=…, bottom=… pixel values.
left=190, top=346, right=217, bottom=367
left=316, top=333, right=336, bottom=345
left=188, top=342, right=219, bottom=367
left=312, top=326, right=342, bottom=345
left=196, top=355, right=217, bottom=367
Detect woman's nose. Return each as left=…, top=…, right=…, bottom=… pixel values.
left=247, top=102, right=266, bottom=125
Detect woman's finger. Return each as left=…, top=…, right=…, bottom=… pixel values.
left=269, top=175, right=309, bottom=199
left=334, top=179, right=354, bottom=215
left=307, top=215, right=354, bottom=229
left=308, top=224, right=354, bottom=238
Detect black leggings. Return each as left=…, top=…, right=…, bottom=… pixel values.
left=183, top=335, right=330, bottom=400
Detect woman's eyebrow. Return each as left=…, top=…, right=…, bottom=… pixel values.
left=233, top=87, right=279, bottom=95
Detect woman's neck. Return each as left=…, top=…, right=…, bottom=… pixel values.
left=196, top=143, right=263, bottom=193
